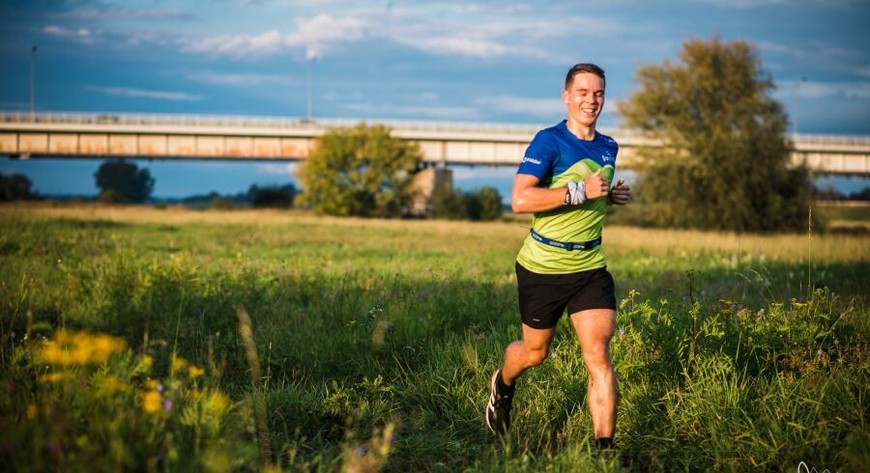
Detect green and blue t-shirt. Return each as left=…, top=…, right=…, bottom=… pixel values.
left=516, top=120, right=619, bottom=274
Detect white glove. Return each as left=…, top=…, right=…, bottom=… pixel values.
left=565, top=180, right=587, bottom=206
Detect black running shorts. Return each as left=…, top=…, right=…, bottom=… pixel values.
left=515, top=262, right=616, bottom=329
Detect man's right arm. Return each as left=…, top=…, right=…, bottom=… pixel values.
left=511, top=174, right=565, bottom=214
left=511, top=171, right=612, bottom=214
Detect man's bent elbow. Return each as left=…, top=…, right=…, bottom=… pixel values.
left=511, top=196, right=527, bottom=214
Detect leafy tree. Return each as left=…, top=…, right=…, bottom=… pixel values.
left=474, top=186, right=504, bottom=221
left=431, top=186, right=466, bottom=220
left=849, top=187, right=870, bottom=201
left=617, top=37, right=814, bottom=232
left=296, top=123, right=422, bottom=217
left=432, top=186, right=503, bottom=221
left=0, top=173, right=39, bottom=201
left=248, top=184, right=297, bottom=208
left=94, top=160, right=154, bottom=203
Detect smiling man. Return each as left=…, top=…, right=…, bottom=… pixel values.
left=485, top=63, right=631, bottom=452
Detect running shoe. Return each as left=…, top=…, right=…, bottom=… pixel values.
left=485, top=369, right=513, bottom=435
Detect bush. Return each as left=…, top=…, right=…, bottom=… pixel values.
left=432, top=186, right=503, bottom=221
left=97, top=189, right=125, bottom=204
left=0, top=172, right=40, bottom=201
left=211, top=196, right=237, bottom=210
left=249, top=184, right=296, bottom=209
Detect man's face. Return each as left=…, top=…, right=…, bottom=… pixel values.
left=562, top=72, right=605, bottom=128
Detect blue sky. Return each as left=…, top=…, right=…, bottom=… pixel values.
left=1, top=0, right=869, bottom=199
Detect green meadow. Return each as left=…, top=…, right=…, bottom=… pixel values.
left=1, top=203, right=868, bottom=472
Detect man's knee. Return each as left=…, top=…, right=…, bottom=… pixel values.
left=582, top=344, right=612, bottom=371
left=524, top=346, right=549, bottom=367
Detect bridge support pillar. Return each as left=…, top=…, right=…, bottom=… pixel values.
left=410, top=166, right=452, bottom=216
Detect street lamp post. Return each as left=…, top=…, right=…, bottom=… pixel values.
left=794, top=75, right=806, bottom=136
left=306, top=55, right=318, bottom=122
left=30, top=46, right=37, bottom=121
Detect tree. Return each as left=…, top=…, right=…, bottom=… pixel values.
left=296, top=123, right=422, bottom=217
left=431, top=186, right=467, bottom=220
left=0, top=173, right=40, bottom=201
left=474, top=186, right=504, bottom=221
left=432, top=186, right=503, bottom=221
left=94, top=160, right=154, bottom=203
left=248, top=184, right=297, bottom=208
left=617, top=37, right=814, bottom=232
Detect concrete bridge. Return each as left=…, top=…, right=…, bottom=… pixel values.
left=1, top=111, right=869, bottom=176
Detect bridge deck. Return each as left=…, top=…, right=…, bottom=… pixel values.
left=1, top=112, right=868, bottom=176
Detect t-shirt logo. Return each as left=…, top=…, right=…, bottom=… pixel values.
left=522, top=156, right=542, bottom=165
left=601, top=154, right=615, bottom=163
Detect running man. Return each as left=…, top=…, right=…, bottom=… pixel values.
left=486, top=63, right=631, bottom=451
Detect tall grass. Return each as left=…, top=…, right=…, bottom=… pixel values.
left=1, top=203, right=867, bottom=472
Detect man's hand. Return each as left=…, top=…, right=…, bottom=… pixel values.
left=608, top=178, right=631, bottom=205
left=584, top=169, right=611, bottom=199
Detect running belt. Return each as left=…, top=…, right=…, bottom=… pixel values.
left=529, top=228, right=602, bottom=251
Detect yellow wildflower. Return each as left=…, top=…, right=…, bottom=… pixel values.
left=36, top=330, right=126, bottom=366
left=205, top=391, right=230, bottom=412
left=39, top=371, right=75, bottom=383
left=188, top=365, right=205, bottom=378
left=171, top=355, right=187, bottom=373
left=142, top=390, right=162, bottom=413
left=98, top=374, right=130, bottom=394
left=26, top=404, right=38, bottom=419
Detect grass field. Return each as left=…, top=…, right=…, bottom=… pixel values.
left=1, top=203, right=868, bottom=472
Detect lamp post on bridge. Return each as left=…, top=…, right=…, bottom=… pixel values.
left=30, top=46, right=37, bottom=122
left=794, top=75, right=806, bottom=136
left=306, top=54, right=318, bottom=122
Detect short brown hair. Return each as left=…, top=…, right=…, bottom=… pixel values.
left=564, top=63, right=606, bottom=90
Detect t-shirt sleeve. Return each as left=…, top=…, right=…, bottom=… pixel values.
left=516, top=131, right=556, bottom=180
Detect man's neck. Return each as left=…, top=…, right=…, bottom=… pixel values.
left=565, top=119, right=596, bottom=141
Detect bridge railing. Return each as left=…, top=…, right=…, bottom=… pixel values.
left=0, top=111, right=546, bottom=134
left=3, top=111, right=870, bottom=148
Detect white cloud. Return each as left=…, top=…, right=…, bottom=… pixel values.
left=342, top=102, right=483, bottom=121
left=181, top=14, right=368, bottom=59
left=475, top=96, right=563, bottom=119
left=782, top=79, right=870, bottom=99
left=257, top=163, right=298, bottom=176
left=60, top=8, right=194, bottom=21
left=86, top=86, right=203, bottom=101
left=183, top=29, right=286, bottom=56
left=186, top=71, right=298, bottom=88
left=43, top=24, right=97, bottom=44
left=286, top=14, right=368, bottom=59
left=380, top=9, right=621, bottom=60
left=402, top=36, right=508, bottom=58
left=690, top=0, right=790, bottom=8
left=844, top=83, right=870, bottom=99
